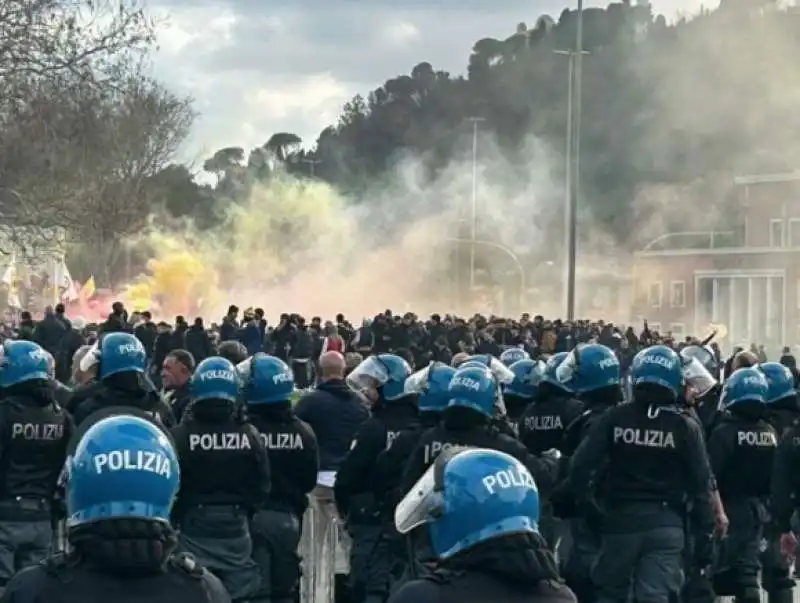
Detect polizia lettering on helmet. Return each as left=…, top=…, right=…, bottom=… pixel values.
left=639, top=355, right=674, bottom=369
left=28, top=349, right=47, bottom=362
left=93, top=450, right=172, bottom=477
left=482, top=466, right=536, bottom=494
left=598, top=357, right=619, bottom=369
left=272, top=373, right=293, bottom=385
left=452, top=376, right=481, bottom=391
left=201, top=370, right=235, bottom=381
left=742, top=376, right=763, bottom=386
left=118, top=344, right=140, bottom=355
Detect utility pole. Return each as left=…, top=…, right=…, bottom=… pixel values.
left=464, top=116, right=485, bottom=291
left=554, top=0, right=588, bottom=320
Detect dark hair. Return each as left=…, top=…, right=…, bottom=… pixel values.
left=166, top=349, right=196, bottom=373
left=218, top=341, right=247, bottom=365
left=55, top=303, right=65, bottom=313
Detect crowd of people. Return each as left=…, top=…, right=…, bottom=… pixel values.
left=0, top=301, right=798, bottom=603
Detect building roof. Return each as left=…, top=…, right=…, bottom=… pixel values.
left=734, top=171, right=800, bottom=185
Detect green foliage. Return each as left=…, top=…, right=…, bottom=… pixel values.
left=184, top=1, right=800, bottom=246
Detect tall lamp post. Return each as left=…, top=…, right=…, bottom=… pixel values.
left=554, top=1, right=587, bottom=320
left=464, top=116, right=485, bottom=291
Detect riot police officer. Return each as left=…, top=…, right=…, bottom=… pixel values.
left=709, top=367, right=778, bottom=603
left=0, top=415, right=230, bottom=602
left=569, top=345, right=717, bottom=603
left=389, top=447, right=576, bottom=603
left=518, top=354, right=584, bottom=455
left=0, top=341, right=73, bottom=594
left=171, top=357, right=271, bottom=602
left=516, top=353, right=583, bottom=556
left=499, top=347, right=530, bottom=368
left=237, top=354, right=319, bottom=603
left=501, top=358, right=543, bottom=435
left=760, top=362, right=800, bottom=603
left=681, top=345, right=722, bottom=435
left=552, top=343, right=622, bottom=603
left=336, top=354, right=417, bottom=603
left=401, top=364, right=560, bottom=502
left=70, top=332, right=174, bottom=430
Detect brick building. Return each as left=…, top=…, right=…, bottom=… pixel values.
left=630, top=171, right=800, bottom=348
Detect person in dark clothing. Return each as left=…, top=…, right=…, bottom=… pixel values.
left=186, top=318, right=214, bottom=364
left=54, top=303, right=71, bottom=331
left=218, top=340, right=248, bottom=366
left=289, top=319, right=314, bottom=389
left=99, top=302, right=128, bottom=335
left=55, top=317, right=86, bottom=384
left=170, top=317, right=189, bottom=351
left=133, top=311, right=158, bottom=360
left=390, top=448, right=576, bottom=603
left=150, top=322, right=175, bottom=389
left=219, top=306, right=239, bottom=343
left=161, top=350, right=195, bottom=423
left=33, top=306, right=66, bottom=357
left=15, top=312, right=35, bottom=341
left=295, top=352, right=369, bottom=473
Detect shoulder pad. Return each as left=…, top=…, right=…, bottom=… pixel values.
left=169, top=552, right=205, bottom=579
left=426, top=567, right=465, bottom=584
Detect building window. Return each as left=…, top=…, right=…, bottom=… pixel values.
left=790, top=219, right=800, bottom=248
left=670, top=281, right=686, bottom=308
left=770, top=219, right=785, bottom=247
left=648, top=282, right=662, bottom=308
left=670, top=323, right=685, bottom=338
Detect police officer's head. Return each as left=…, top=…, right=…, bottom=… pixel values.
left=405, top=362, right=456, bottom=415
left=720, top=367, right=769, bottom=416
left=346, top=353, right=412, bottom=404
left=217, top=340, right=248, bottom=365
left=237, top=353, right=294, bottom=406
left=66, top=415, right=179, bottom=544
left=499, top=347, right=529, bottom=367
left=631, top=345, right=684, bottom=404
left=681, top=345, right=720, bottom=380
left=458, top=355, right=515, bottom=419
left=539, top=352, right=573, bottom=397
left=79, top=332, right=146, bottom=381
left=0, top=340, right=50, bottom=391
left=505, top=359, right=545, bottom=403
left=556, top=343, right=620, bottom=401
left=395, top=447, right=539, bottom=561
left=445, top=364, right=497, bottom=424
left=758, top=362, right=797, bottom=407
left=190, top=356, right=240, bottom=410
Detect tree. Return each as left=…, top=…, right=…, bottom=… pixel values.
left=265, top=133, right=302, bottom=162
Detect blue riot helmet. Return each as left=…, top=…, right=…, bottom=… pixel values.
left=0, top=340, right=50, bottom=388
left=79, top=332, right=146, bottom=380
left=463, top=355, right=515, bottom=386
left=505, top=359, right=546, bottom=400
left=237, top=353, right=294, bottom=404
left=190, top=356, right=240, bottom=403
left=405, top=362, right=456, bottom=413
left=447, top=365, right=497, bottom=417
left=347, top=353, right=412, bottom=402
left=758, top=362, right=797, bottom=404
left=66, top=414, right=179, bottom=527
left=681, top=345, right=719, bottom=378
left=720, top=367, right=769, bottom=408
left=630, top=345, right=684, bottom=399
left=500, top=347, right=530, bottom=367
left=540, top=352, right=572, bottom=392
left=555, top=343, right=620, bottom=395
left=680, top=352, right=718, bottom=398
left=395, top=447, right=539, bottom=559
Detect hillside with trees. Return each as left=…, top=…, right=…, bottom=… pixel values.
left=4, top=0, right=800, bottom=281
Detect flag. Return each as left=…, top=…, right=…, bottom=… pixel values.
left=56, top=259, right=78, bottom=301
left=1, top=254, right=15, bottom=287
left=79, top=275, right=96, bottom=300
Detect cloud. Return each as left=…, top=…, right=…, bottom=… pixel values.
left=149, top=0, right=717, bottom=165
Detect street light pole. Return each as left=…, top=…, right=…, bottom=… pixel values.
left=465, top=117, right=484, bottom=291
left=554, top=0, right=588, bottom=321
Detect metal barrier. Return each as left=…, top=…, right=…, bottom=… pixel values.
left=300, top=486, right=350, bottom=603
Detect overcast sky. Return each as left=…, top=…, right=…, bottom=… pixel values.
left=148, top=0, right=716, bottom=166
